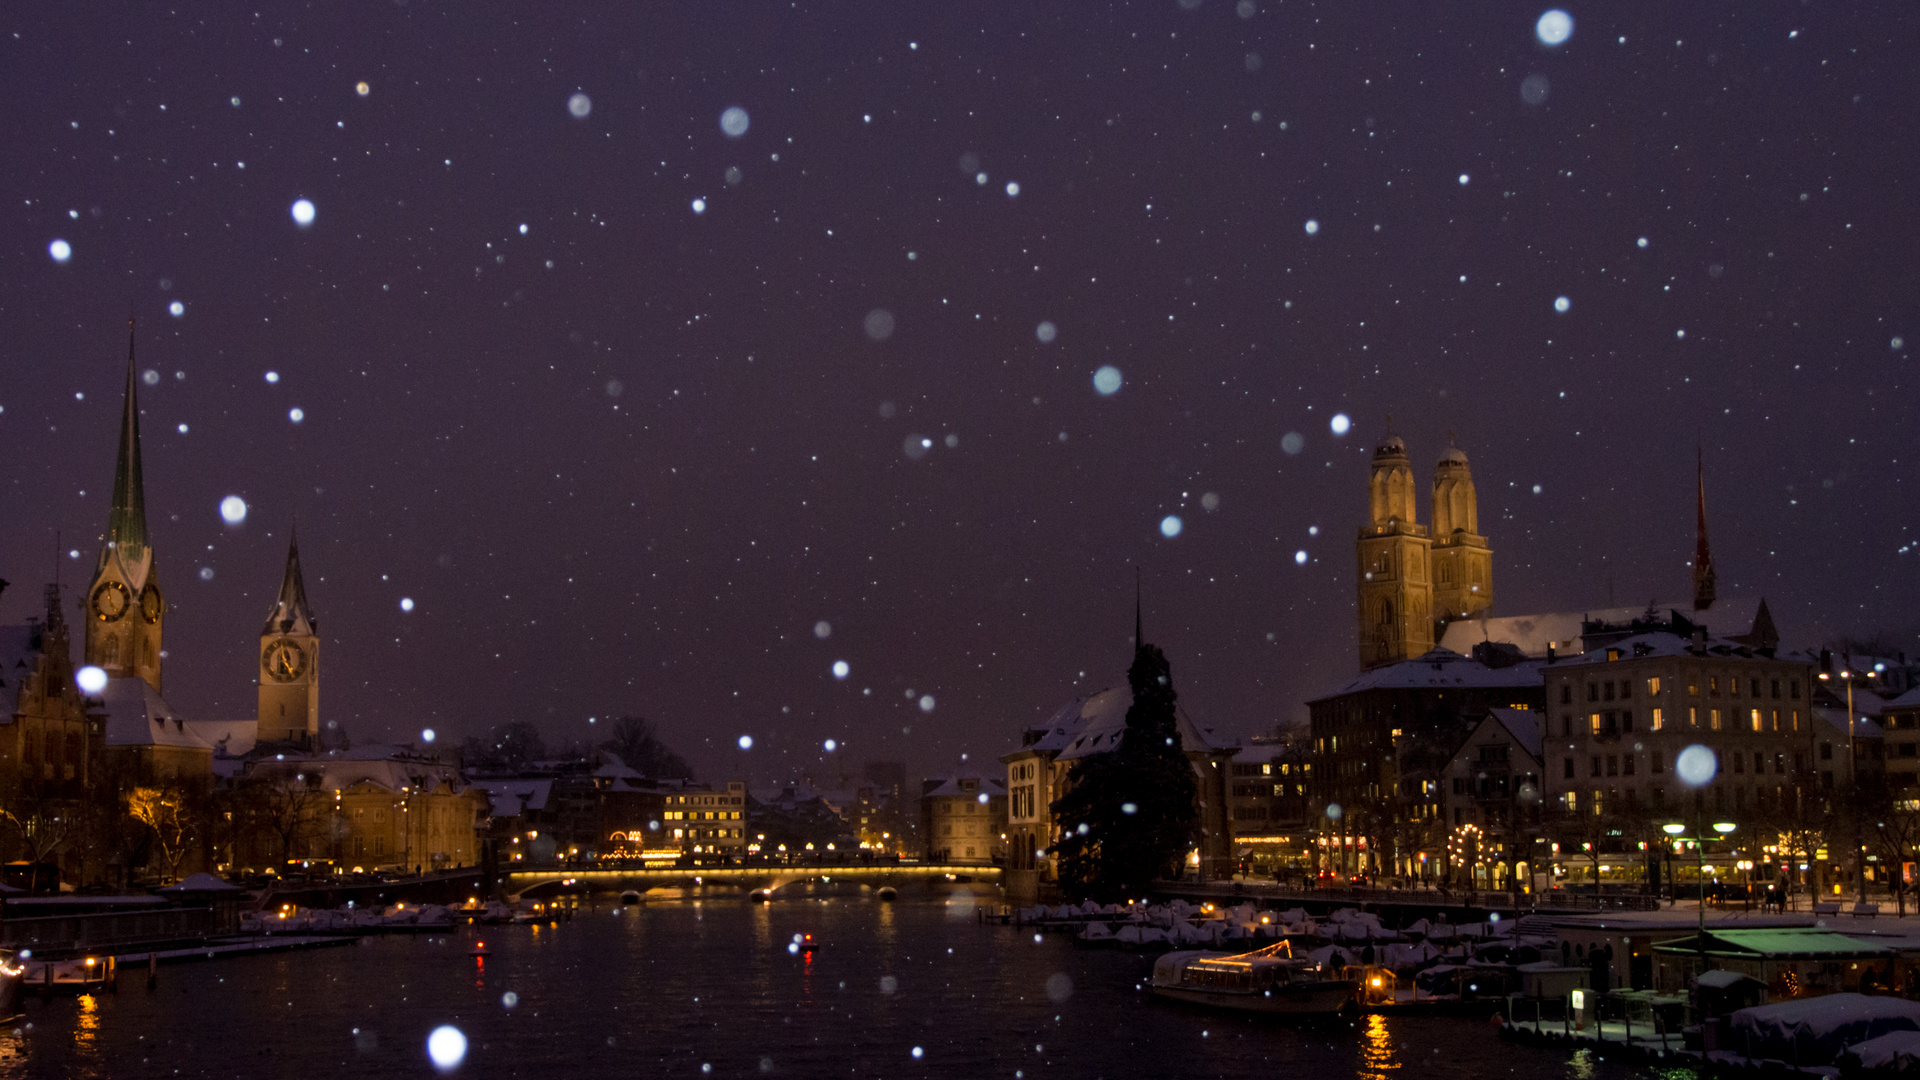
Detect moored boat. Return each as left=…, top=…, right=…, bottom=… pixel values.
left=1150, top=942, right=1357, bottom=1017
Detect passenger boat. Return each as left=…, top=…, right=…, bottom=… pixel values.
left=1150, top=942, right=1357, bottom=1017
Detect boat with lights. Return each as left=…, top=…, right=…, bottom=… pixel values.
left=1149, top=942, right=1357, bottom=1017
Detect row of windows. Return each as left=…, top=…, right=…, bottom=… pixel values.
left=663, top=810, right=740, bottom=821
left=1567, top=707, right=1803, bottom=736
left=1561, top=674, right=1801, bottom=705
left=1565, top=749, right=1807, bottom=780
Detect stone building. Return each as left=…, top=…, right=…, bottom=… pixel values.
left=1538, top=626, right=1819, bottom=822
left=1002, top=677, right=1237, bottom=902
left=1306, top=648, right=1546, bottom=878
left=1356, top=433, right=1493, bottom=670
left=920, top=773, right=1007, bottom=865
left=0, top=583, right=103, bottom=876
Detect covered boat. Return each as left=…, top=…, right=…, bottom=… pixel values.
left=1150, top=941, right=1356, bottom=1017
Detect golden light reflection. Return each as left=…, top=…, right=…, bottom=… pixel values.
left=72, top=991, right=102, bottom=1074
left=1356, top=1013, right=1398, bottom=1080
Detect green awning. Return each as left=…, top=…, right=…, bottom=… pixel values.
left=1653, top=929, right=1893, bottom=960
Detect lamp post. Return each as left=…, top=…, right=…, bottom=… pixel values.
left=1666, top=819, right=1736, bottom=972
left=1820, top=667, right=1879, bottom=904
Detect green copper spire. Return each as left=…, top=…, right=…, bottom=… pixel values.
left=106, top=318, right=148, bottom=560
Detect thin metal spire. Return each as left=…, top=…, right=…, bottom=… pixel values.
left=106, top=318, right=148, bottom=559
left=1692, top=446, right=1717, bottom=611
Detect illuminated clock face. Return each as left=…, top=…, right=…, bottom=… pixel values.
left=140, top=585, right=163, bottom=624
left=263, top=639, right=307, bottom=682
left=91, top=580, right=130, bottom=621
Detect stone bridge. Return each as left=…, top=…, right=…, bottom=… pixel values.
left=504, top=863, right=1001, bottom=902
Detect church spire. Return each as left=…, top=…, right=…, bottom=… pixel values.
left=1692, top=448, right=1717, bottom=611
left=106, top=318, right=149, bottom=562
left=263, top=523, right=317, bottom=635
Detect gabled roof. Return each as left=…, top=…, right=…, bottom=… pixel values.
left=921, top=773, right=1007, bottom=799
left=1436, top=598, right=1767, bottom=659
left=1050, top=684, right=1233, bottom=762
left=99, top=676, right=212, bottom=751
left=1486, top=707, right=1544, bottom=761
left=1816, top=706, right=1884, bottom=740
left=1887, top=686, right=1920, bottom=711
left=480, top=778, right=553, bottom=818
left=1308, top=648, right=1543, bottom=702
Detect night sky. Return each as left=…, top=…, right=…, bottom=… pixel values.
left=2, top=3, right=1914, bottom=784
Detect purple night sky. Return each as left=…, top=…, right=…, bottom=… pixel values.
left=2, top=3, right=1914, bottom=783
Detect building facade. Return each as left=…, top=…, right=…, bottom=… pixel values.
left=1002, top=680, right=1237, bottom=902
left=920, top=773, right=1008, bottom=865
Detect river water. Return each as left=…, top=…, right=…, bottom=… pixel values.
left=0, top=893, right=1673, bottom=1080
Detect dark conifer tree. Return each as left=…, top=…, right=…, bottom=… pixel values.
left=1052, top=639, right=1200, bottom=901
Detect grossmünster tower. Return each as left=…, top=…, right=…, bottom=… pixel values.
left=1355, top=432, right=1493, bottom=670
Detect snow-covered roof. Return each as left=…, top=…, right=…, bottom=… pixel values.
left=922, top=774, right=1007, bottom=800
left=1308, top=648, right=1543, bottom=702
left=1486, top=708, right=1544, bottom=761
left=1816, top=706, right=1883, bottom=740
left=188, top=717, right=258, bottom=758
left=1437, top=598, right=1766, bottom=659
left=159, top=872, right=242, bottom=892
left=99, top=676, right=213, bottom=750
left=481, top=778, right=552, bottom=818
left=1552, top=631, right=1787, bottom=667
left=1047, top=684, right=1233, bottom=762
left=1887, top=686, right=1920, bottom=712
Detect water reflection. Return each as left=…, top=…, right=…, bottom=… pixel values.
left=1358, top=1013, right=1399, bottom=1080
left=0, top=902, right=1670, bottom=1080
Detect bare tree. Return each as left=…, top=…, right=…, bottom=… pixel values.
left=125, top=785, right=190, bottom=882
left=237, top=769, right=325, bottom=867
left=1872, top=802, right=1920, bottom=916
left=0, top=773, right=76, bottom=866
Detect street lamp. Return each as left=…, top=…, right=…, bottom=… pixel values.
left=1820, top=667, right=1878, bottom=904
left=1666, top=820, right=1736, bottom=969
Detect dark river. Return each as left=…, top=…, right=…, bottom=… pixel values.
left=0, top=891, right=1675, bottom=1080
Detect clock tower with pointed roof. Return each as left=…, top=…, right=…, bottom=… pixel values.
left=258, top=528, right=320, bottom=747
left=84, top=321, right=166, bottom=691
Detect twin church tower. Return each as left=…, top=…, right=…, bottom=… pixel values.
left=81, top=322, right=320, bottom=748
left=1355, top=431, right=1493, bottom=670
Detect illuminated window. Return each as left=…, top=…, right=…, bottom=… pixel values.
left=1710, top=709, right=1723, bottom=731
left=1690, top=707, right=1699, bottom=728
left=1647, top=676, right=1662, bottom=696
left=1651, top=707, right=1664, bottom=731
left=1750, top=709, right=1762, bottom=732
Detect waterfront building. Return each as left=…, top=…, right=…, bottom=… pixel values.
left=1538, top=624, right=1819, bottom=821
left=230, top=746, right=486, bottom=874
left=1002, top=678, right=1237, bottom=903
left=1223, top=733, right=1313, bottom=879
left=1428, top=708, right=1544, bottom=888
left=1305, top=646, right=1545, bottom=878
left=745, top=782, right=855, bottom=858
left=0, top=583, right=102, bottom=877
left=919, top=772, right=1007, bottom=865
left=1884, top=688, right=1920, bottom=791
left=663, top=781, right=747, bottom=861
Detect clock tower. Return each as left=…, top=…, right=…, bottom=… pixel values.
left=258, top=529, right=319, bottom=747
left=84, top=321, right=166, bottom=691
